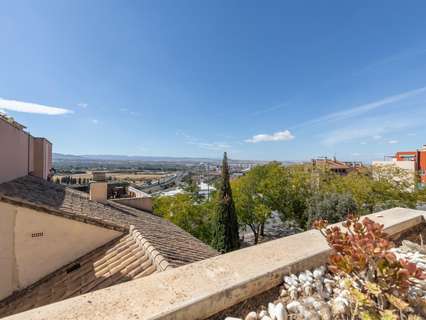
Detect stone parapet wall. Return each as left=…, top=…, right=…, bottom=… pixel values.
left=5, top=208, right=426, bottom=320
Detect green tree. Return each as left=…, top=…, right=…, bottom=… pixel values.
left=184, top=178, right=201, bottom=202
left=153, top=194, right=214, bottom=244
left=254, top=163, right=312, bottom=228
left=321, top=167, right=416, bottom=214
left=305, top=192, right=357, bottom=228
left=232, top=174, right=271, bottom=244
left=211, top=152, right=240, bottom=253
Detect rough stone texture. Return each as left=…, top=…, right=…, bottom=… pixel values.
left=4, top=208, right=425, bottom=320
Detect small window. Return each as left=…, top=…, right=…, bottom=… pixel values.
left=31, top=232, right=44, bottom=238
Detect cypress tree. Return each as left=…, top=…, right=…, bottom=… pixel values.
left=211, top=152, right=240, bottom=253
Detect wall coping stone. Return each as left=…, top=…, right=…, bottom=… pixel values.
left=5, top=208, right=426, bottom=320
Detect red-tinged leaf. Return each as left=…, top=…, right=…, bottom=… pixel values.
left=328, top=265, right=338, bottom=273
left=405, top=262, right=417, bottom=274
left=415, top=269, right=426, bottom=280
left=385, top=252, right=397, bottom=264
left=397, top=269, right=409, bottom=280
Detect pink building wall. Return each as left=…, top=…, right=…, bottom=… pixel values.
left=0, top=118, right=31, bottom=184
left=0, top=116, right=52, bottom=183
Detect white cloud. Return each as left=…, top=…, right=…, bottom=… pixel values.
left=352, top=152, right=361, bottom=156
left=0, top=98, right=73, bottom=115
left=388, top=140, right=398, bottom=144
left=92, top=119, right=99, bottom=124
left=78, top=102, right=88, bottom=108
left=372, top=135, right=382, bottom=140
left=246, top=130, right=295, bottom=143
left=360, top=141, right=367, bottom=145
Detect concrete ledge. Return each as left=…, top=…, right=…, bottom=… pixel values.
left=6, top=208, right=426, bottom=320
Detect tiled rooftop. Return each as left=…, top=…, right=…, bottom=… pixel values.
left=314, top=159, right=351, bottom=170
left=0, top=234, right=157, bottom=318
left=0, top=175, right=219, bottom=318
left=0, top=175, right=218, bottom=268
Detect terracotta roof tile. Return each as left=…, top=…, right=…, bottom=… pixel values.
left=0, top=234, right=156, bottom=318
left=0, top=176, right=218, bottom=268
left=0, top=175, right=219, bottom=317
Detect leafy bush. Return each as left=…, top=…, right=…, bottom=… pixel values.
left=313, top=215, right=426, bottom=319
left=305, top=192, right=357, bottom=229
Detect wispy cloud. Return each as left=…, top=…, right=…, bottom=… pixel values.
left=177, top=130, right=231, bottom=151
left=78, top=102, right=88, bottom=108
left=388, top=140, right=398, bottom=144
left=187, top=141, right=231, bottom=151
left=294, top=86, right=426, bottom=129
left=355, top=48, right=426, bottom=75
left=118, top=108, right=141, bottom=116
left=92, top=119, right=99, bottom=124
left=0, top=98, right=73, bottom=115
left=251, top=102, right=287, bottom=116
left=246, top=130, right=295, bottom=143
left=321, top=114, right=423, bottom=146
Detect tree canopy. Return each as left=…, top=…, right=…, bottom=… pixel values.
left=153, top=161, right=422, bottom=249
left=211, top=152, right=240, bottom=253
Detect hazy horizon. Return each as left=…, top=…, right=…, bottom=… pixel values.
left=1, top=1, right=426, bottom=162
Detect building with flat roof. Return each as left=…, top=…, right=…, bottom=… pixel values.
left=373, top=145, right=426, bottom=189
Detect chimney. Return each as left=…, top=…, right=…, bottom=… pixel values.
left=90, top=171, right=107, bottom=203
left=32, top=138, right=52, bottom=180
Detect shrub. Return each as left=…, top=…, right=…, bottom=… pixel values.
left=305, top=192, right=357, bottom=228
left=313, top=215, right=426, bottom=319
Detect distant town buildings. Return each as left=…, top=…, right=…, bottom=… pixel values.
left=372, top=145, right=426, bottom=189
left=312, top=157, right=363, bottom=176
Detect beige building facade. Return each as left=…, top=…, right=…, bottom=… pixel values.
left=0, top=201, right=121, bottom=300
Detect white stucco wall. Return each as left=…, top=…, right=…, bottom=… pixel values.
left=0, top=202, right=122, bottom=300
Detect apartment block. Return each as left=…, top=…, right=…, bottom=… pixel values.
left=372, top=145, right=426, bottom=189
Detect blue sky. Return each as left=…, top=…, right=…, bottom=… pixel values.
left=1, top=1, right=426, bottom=161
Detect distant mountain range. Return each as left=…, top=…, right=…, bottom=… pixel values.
left=52, top=153, right=268, bottom=163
